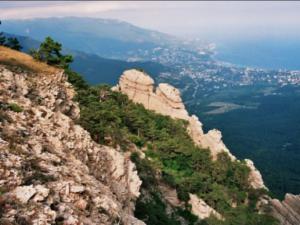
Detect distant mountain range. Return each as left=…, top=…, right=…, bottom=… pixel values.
left=1, top=17, right=186, bottom=60
left=4, top=32, right=169, bottom=85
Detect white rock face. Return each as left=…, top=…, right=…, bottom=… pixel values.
left=14, top=185, right=37, bottom=203
left=70, top=185, right=85, bottom=193
left=187, top=115, right=236, bottom=160
left=158, top=183, right=183, bottom=207
left=114, top=69, right=189, bottom=120
left=189, top=194, right=223, bottom=220
left=33, top=185, right=50, bottom=202
left=0, top=65, right=143, bottom=225
left=245, top=159, right=267, bottom=190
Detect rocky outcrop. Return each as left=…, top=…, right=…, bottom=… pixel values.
left=187, top=115, right=235, bottom=160
left=189, top=194, right=223, bottom=220
left=245, top=159, right=267, bottom=190
left=114, top=69, right=265, bottom=190
left=158, top=183, right=183, bottom=207
left=113, top=69, right=189, bottom=120
left=0, top=64, right=143, bottom=225
left=269, top=194, right=300, bottom=225
left=114, top=69, right=231, bottom=158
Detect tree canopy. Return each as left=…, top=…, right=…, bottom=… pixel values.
left=5, top=37, right=22, bottom=51
left=30, top=36, right=73, bottom=68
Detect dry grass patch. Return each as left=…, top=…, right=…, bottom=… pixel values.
left=0, top=46, right=61, bottom=75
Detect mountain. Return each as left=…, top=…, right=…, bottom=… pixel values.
left=4, top=32, right=170, bottom=85
left=0, top=46, right=287, bottom=225
left=1, top=17, right=183, bottom=59
left=4, top=32, right=40, bottom=52
left=71, top=51, right=170, bottom=85
left=2, top=18, right=300, bottom=198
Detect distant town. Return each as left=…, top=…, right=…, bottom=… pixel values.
left=126, top=44, right=300, bottom=94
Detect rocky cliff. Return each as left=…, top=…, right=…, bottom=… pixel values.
left=112, top=69, right=189, bottom=120
left=0, top=48, right=144, bottom=225
left=113, top=69, right=266, bottom=190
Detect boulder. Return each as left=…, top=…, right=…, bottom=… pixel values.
left=189, top=193, right=223, bottom=220
left=14, top=185, right=37, bottom=204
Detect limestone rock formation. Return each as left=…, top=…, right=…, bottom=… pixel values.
left=113, top=69, right=189, bottom=120
left=189, top=194, right=223, bottom=220
left=0, top=62, right=144, bottom=225
left=158, top=183, right=183, bottom=207
left=245, top=159, right=267, bottom=190
left=187, top=115, right=235, bottom=160
left=114, top=69, right=231, bottom=157
left=269, top=194, right=300, bottom=225
left=114, top=69, right=265, bottom=190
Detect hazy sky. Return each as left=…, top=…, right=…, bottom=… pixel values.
left=1, top=1, right=300, bottom=41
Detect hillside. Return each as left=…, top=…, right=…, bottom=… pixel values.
left=1, top=47, right=299, bottom=225
left=1, top=17, right=182, bottom=59
left=71, top=51, right=169, bottom=85
left=0, top=47, right=144, bottom=224
left=6, top=32, right=169, bottom=85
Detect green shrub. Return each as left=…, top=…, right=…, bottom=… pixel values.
left=8, top=103, right=23, bottom=112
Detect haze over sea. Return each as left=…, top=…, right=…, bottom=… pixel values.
left=214, top=38, right=300, bottom=70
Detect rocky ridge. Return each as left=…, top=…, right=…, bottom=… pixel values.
left=112, top=69, right=270, bottom=220
left=0, top=57, right=144, bottom=225
left=112, top=69, right=189, bottom=120
left=113, top=69, right=265, bottom=189
left=114, top=69, right=300, bottom=225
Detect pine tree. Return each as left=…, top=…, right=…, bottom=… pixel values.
left=5, top=37, right=22, bottom=50
left=30, top=36, right=73, bottom=68
left=0, top=32, right=6, bottom=45
left=0, top=20, right=6, bottom=45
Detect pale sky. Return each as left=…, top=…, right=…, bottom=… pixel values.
left=1, top=1, right=300, bottom=41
